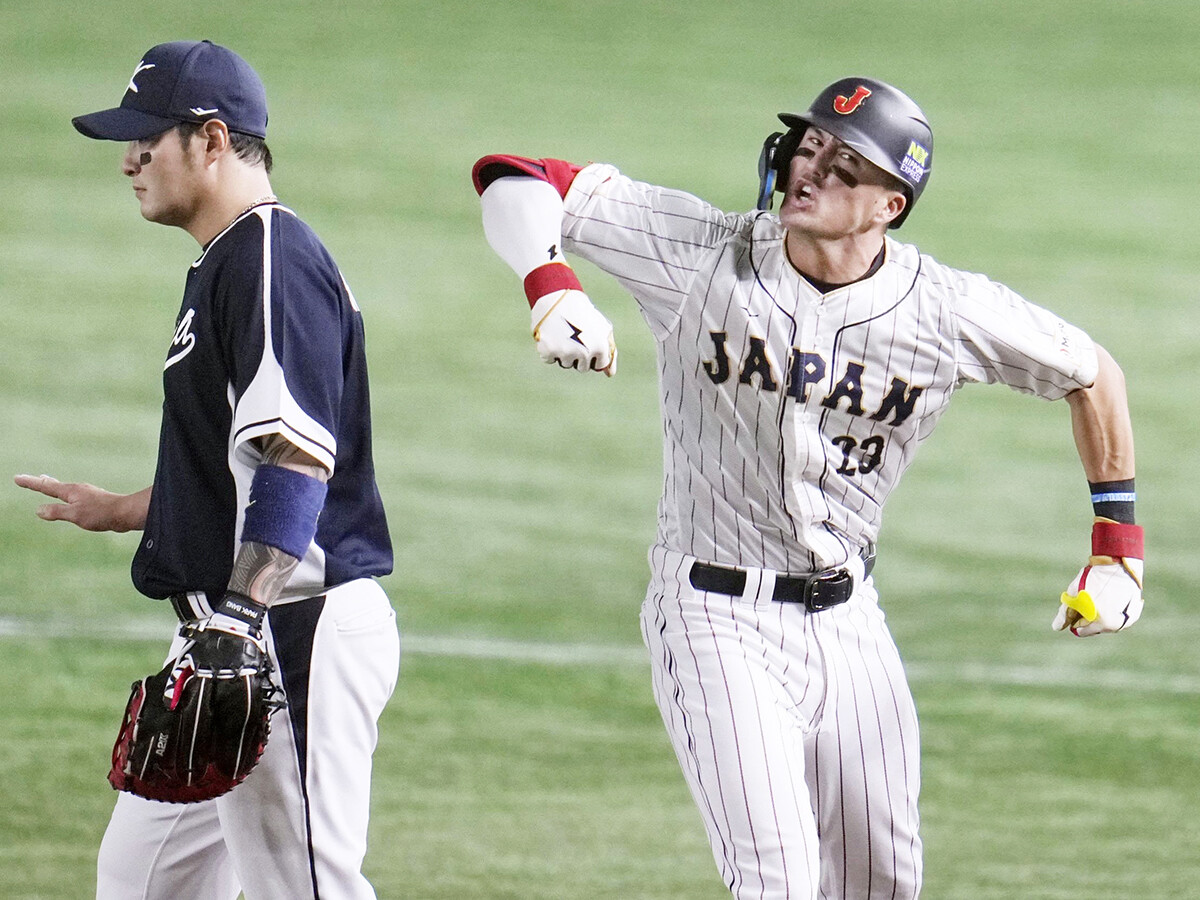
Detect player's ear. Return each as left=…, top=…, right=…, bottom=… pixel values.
left=200, top=119, right=232, bottom=159
left=877, top=190, right=906, bottom=227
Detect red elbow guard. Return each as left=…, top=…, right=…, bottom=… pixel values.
left=472, top=154, right=583, bottom=199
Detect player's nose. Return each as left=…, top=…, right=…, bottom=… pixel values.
left=810, top=146, right=840, bottom=181
left=121, top=142, right=141, bottom=177
left=791, top=151, right=829, bottom=186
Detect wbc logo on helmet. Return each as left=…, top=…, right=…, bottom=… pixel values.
left=833, top=85, right=872, bottom=115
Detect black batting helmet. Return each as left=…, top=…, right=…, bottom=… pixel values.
left=759, top=77, right=933, bottom=228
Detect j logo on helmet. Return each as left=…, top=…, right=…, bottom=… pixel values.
left=833, top=86, right=872, bottom=114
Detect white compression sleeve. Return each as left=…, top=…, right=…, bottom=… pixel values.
left=480, top=176, right=566, bottom=279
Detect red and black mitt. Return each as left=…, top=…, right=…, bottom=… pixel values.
left=109, top=593, right=282, bottom=803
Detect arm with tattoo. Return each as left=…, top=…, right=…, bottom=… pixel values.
left=227, top=434, right=330, bottom=607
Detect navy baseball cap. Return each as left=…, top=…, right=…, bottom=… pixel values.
left=72, top=40, right=268, bottom=141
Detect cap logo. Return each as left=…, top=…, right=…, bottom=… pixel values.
left=127, top=61, right=156, bottom=94
left=190, top=107, right=219, bottom=116
left=900, top=140, right=930, bottom=183
left=833, top=85, right=872, bottom=115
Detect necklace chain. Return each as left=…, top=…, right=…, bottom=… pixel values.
left=228, top=194, right=277, bottom=229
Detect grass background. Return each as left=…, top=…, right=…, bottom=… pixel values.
left=2, top=0, right=1198, bottom=896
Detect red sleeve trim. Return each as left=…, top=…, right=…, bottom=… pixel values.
left=472, top=154, right=583, bottom=199
left=1092, top=521, right=1144, bottom=559
left=523, top=263, right=582, bottom=307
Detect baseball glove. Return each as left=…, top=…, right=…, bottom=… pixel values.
left=109, top=593, right=282, bottom=803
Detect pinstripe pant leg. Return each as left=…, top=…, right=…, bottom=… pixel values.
left=641, top=549, right=826, bottom=899
left=806, top=587, right=922, bottom=900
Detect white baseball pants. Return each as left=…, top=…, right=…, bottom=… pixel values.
left=96, top=578, right=400, bottom=900
left=641, top=546, right=922, bottom=899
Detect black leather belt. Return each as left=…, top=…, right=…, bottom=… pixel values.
left=689, top=549, right=875, bottom=612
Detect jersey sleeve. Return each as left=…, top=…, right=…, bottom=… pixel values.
left=561, top=164, right=744, bottom=339
left=943, top=262, right=1099, bottom=399
left=219, top=209, right=345, bottom=473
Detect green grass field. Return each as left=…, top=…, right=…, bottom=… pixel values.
left=2, top=0, right=1198, bottom=897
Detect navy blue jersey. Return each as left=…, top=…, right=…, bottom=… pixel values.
left=132, top=202, right=392, bottom=602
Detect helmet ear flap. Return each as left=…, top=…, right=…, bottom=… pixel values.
left=756, top=129, right=803, bottom=211
left=756, top=132, right=783, bottom=210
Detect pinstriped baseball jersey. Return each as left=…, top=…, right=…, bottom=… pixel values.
left=560, top=163, right=1097, bottom=573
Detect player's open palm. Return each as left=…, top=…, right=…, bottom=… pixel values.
left=13, top=473, right=146, bottom=532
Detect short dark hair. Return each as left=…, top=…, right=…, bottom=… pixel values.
left=175, top=121, right=273, bottom=173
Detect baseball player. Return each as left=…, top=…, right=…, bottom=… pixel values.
left=15, top=41, right=398, bottom=899
left=472, top=77, right=1143, bottom=898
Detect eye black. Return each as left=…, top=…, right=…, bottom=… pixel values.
left=832, top=168, right=859, bottom=188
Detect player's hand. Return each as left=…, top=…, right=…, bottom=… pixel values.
left=1051, top=554, right=1142, bottom=638
left=529, top=289, right=617, bottom=377
left=12, top=473, right=149, bottom=532
left=112, top=591, right=279, bottom=804
left=165, top=592, right=270, bottom=707
left=1053, top=556, right=1143, bottom=636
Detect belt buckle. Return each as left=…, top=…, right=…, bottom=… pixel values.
left=804, top=568, right=852, bottom=611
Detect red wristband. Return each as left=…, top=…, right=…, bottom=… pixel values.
left=1091, top=520, right=1144, bottom=559
left=523, top=263, right=582, bottom=307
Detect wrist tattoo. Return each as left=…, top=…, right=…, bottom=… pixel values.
left=228, top=540, right=301, bottom=604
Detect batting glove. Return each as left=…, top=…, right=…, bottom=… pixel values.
left=1053, top=520, right=1144, bottom=637
left=530, top=289, right=617, bottom=377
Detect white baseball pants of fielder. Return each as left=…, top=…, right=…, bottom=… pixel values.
left=96, top=578, right=400, bottom=900
left=640, top=546, right=922, bottom=899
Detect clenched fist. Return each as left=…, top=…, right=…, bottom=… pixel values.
left=1053, top=520, right=1144, bottom=637
left=530, top=289, right=617, bottom=376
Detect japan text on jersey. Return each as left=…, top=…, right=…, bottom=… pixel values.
left=558, top=165, right=1096, bottom=572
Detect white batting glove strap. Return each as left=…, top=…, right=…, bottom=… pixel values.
left=199, top=611, right=263, bottom=641
left=529, top=289, right=617, bottom=376
left=1053, top=556, right=1144, bottom=637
